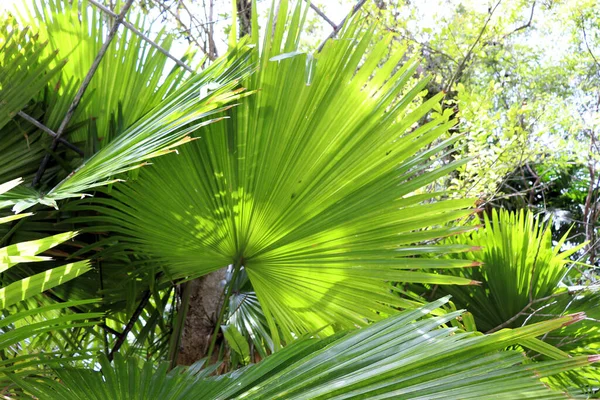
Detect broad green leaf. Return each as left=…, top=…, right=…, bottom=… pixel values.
left=222, top=324, right=251, bottom=364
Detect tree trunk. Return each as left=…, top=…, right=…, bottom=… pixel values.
left=237, top=0, right=252, bottom=37
left=176, top=268, right=227, bottom=365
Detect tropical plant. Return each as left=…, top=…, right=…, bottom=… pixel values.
left=432, top=209, right=586, bottom=332
left=429, top=209, right=600, bottom=392
left=1, top=0, right=599, bottom=398
left=0, top=178, right=100, bottom=387
left=11, top=298, right=599, bottom=399
left=90, top=0, right=483, bottom=355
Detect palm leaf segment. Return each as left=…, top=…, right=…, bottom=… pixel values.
left=0, top=16, right=64, bottom=131
left=0, top=24, right=252, bottom=211
left=18, top=0, right=190, bottom=146
left=13, top=297, right=599, bottom=399
left=97, top=1, right=479, bottom=346
left=0, top=179, right=97, bottom=382
left=0, top=14, right=65, bottom=184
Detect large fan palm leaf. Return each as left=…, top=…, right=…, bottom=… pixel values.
left=90, top=1, right=481, bottom=345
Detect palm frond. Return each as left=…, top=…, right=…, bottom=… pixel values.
left=91, top=1, right=478, bottom=346
left=0, top=179, right=98, bottom=382
left=435, top=209, right=587, bottom=332
left=432, top=209, right=600, bottom=393
left=17, top=0, right=190, bottom=145
left=0, top=44, right=252, bottom=212
left=0, top=15, right=64, bottom=131
left=12, top=297, right=598, bottom=399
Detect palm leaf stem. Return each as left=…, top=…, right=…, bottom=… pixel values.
left=168, top=282, right=193, bottom=370
left=108, top=289, right=151, bottom=361
left=206, top=259, right=243, bottom=365
left=316, top=0, right=368, bottom=52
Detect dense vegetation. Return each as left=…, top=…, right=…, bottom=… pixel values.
left=0, top=0, right=599, bottom=398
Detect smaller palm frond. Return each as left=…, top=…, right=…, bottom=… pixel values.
left=17, top=0, right=191, bottom=145
left=0, top=43, right=253, bottom=212
left=12, top=297, right=599, bottom=399
left=0, top=179, right=91, bottom=307
left=431, top=209, right=600, bottom=393
left=0, top=15, right=64, bottom=184
left=435, top=209, right=587, bottom=332
left=0, top=179, right=98, bottom=382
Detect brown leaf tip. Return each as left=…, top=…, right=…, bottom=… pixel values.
left=469, top=280, right=483, bottom=286
left=588, top=355, right=600, bottom=363
left=561, top=312, right=586, bottom=327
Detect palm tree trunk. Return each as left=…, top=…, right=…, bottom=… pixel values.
left=176, top=268, right=227, bottom=365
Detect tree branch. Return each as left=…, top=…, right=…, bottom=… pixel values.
left=17, top=111, right=84, bottom=156
left=108, top=290, right=151, bottom=361
left=581, top=16, right=600, bottom=73
left=305, top=1, right=337, bottom=29
left=317, top=0, right=368, bottom=52
left=88, top=0, right=195, bottom=71
left=445, top=0, right=502, bottom=92
left=503, top=1, right=536, bottom=39
left=486, top=291, right=571, bottom=334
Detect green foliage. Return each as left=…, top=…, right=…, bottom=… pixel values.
left=0, top=16, right=64, bottom=131
left=16, top=0, right=188, bottom=145
left=0, top=179, right=98, bottom=384
left=1, top=0, right=599, bottom=397
left=435, top=209, right=586, bottom=332
left=87, top=1, right=485, bottom=349
left=13, top=298, right=597, bottom=399
left=430, top=209, right=600, bottom=392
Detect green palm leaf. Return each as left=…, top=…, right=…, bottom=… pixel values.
left=435, top=209, right=588, bottom=332
left=0, top=44, right=252, bottom=212
left=0, top=179, right=98, bottom=383
left=17, top=0, right=190, bottom=145
left=91, top=1, right=479, bottom=346
left=432, top=209, right=600, bottom=393
left=0, top=15, right=65, bottom=184
left=0, top=16, right=64, bottom=131
left=12, top=297, right=598, bottom=399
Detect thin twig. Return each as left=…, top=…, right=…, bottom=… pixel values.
left=88, top=0, right=195, bottom=72
left=317, top=0, right=368, bottom=52
left=581, top=16, right=600, bottom=72
left=33, top=0, right=135, bottom=187
left=502, top=1, right=536, bottom=39
left=486, top=291, right=571, bottom=334
left=521, top=300, right=557, bottom=326
left=108, top=290, right=151, bottom=361
left=305, top=1, right=337, bottom=29
left=445, top=0, right=502, bottom=92
left=17, top=111, right=84, bottom=156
